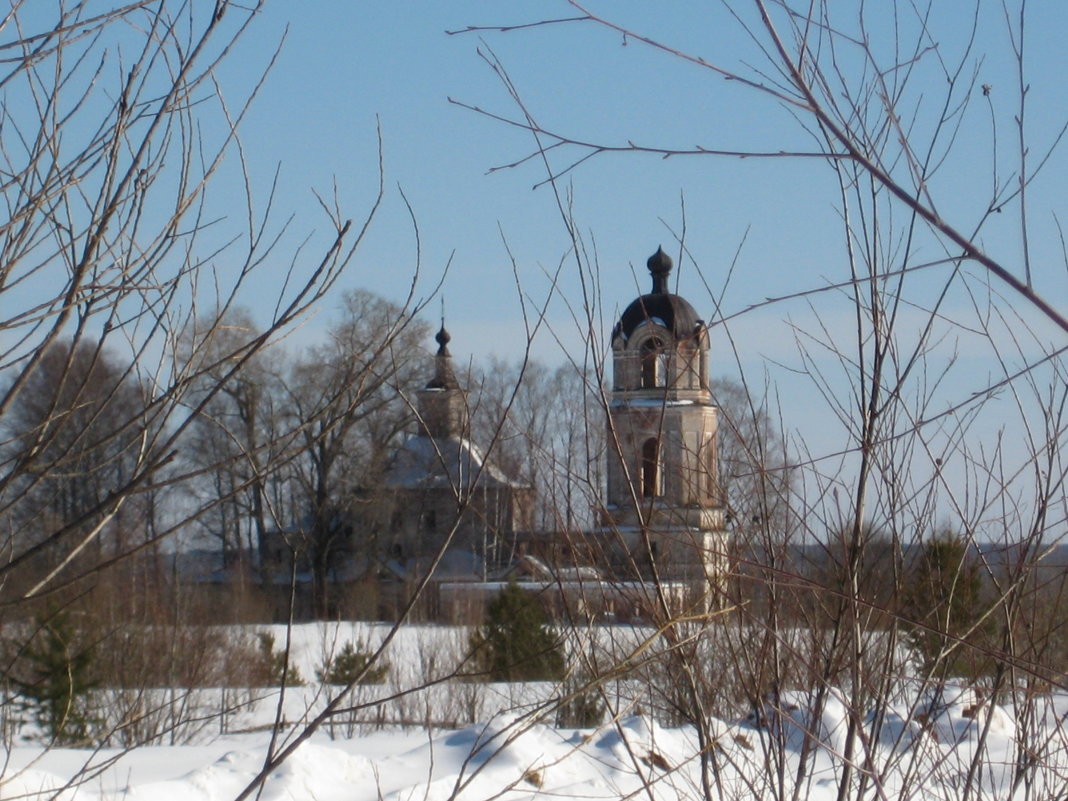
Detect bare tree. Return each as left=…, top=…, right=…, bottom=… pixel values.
left=281, top=290, right=431, bottom=616
left=180, top=307, right=290, bottom=571
left=0, top=0, right=436, bottom=766
left=472, top=357, right=605, bottom=532
left=431, top=3, right=1068, bottom=800
left=0, top=0, right=360, bottom=599
left=3, top=340, right=151, bottom=570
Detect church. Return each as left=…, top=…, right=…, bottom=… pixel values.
left=256, top=246, right=730, bottom=620
left=373, top=246, right=730, bottom=617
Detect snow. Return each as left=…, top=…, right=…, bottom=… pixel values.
left=383, top=434, right=519, bottom=488
left=6, top=701, right=1059, bottom=801
left=3, top=623, right=1067, bottom=800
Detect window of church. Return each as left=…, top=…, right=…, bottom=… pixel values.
left=704, top=437, right=719, bottom=501
left=680, top=341, right=698, bottom=389
left=640, top=338, right=667, bottom=388
left=698, top=335, right=709, bottom=390
left=641, top=437, right=661, bottom=497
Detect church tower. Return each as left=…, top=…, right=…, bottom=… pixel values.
left=378, top=324, right=533, bottom=579
left=602, top=247, right=728, bottom=595
left=418, top=323, right=468, bottom=439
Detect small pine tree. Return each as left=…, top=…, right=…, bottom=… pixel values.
left=470, top=580, right=565, bottom=682
left=13, top=608, right=99, bottom=745
left=904, top=533, right=989, bottom=678
left=256, top=632, right=305, bottom=687
left=317, top=641, right=388, bottom=685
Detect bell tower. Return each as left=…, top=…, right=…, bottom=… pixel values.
left=602, top=247, right=728, bottom=595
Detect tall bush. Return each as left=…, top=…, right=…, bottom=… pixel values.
left=904, top=533, right=989, bottom=678
left=13, top=608, right=99, bottom=745
left=318, top=641, right=388, bottom=685
left=470, top=581, right=565, bottom=682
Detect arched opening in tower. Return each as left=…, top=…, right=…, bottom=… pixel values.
left=641, top=437, right=661, bottom=497
left=640, top=338, right=667, bottom=388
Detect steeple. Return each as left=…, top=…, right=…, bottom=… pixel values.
left=612, top=247, right=702, bottom=347
left=647, top=245, right=672, bottom=294
left=418, top=320, right=468, bottom=438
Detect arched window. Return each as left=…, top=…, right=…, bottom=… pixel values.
left=640, top=338, right=667, bottom=388
left=705, top=438, right=719, bottom=501
left=679, top=341, right=698, bottom=389
left=641, top=437, right=661, bottom=497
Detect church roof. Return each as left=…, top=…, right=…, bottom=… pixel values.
left=612, top=246, right=702, bottom=342
left=382, top=432, right=523, bottom=490
left=614, top=292, right=702, bottom=341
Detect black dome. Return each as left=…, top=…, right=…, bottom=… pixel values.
left=614, top=292, right=702, bottom=341
left=425, top=323, right=460, bottom=390
left=613, top=246, right=703, bottom=341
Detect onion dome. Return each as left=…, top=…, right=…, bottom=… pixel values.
left=613, top=246, right=702, bottom=342
left=435, top=324, right=451, bottom=356
left=425, top=322, right=459, bottom=390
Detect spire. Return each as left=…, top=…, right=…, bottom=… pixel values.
left=647, top=246, right=673, bottom=294
left=420, top=321, right=467, bottom=437
left=436, top=299, right=450, bottom=356
left=426, top=318, right=458, bottom=390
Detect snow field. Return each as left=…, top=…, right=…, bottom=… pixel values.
left=3, top=622, right=1068, bottom=800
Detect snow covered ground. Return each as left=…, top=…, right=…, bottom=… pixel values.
left=3, top=623, right=1068, bottom=800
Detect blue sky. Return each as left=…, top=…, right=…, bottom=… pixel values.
left=180, top=2, right=1068, bottom=521
left=9, top=0, right=1060, bottom=525
left=206, top=1, right=1068, bottom=361
left=212, top=3, right=871, bottom=361
left=10, top=2, right=1066, bottom=375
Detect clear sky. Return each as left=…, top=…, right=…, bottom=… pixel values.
left=12, top=1, right=1065, bottom=526
left=219, top=3, right=830, bottom=356
left=207, top=1, right=1068, bottom=362
left=193, top=3, right=1067, bottom=477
